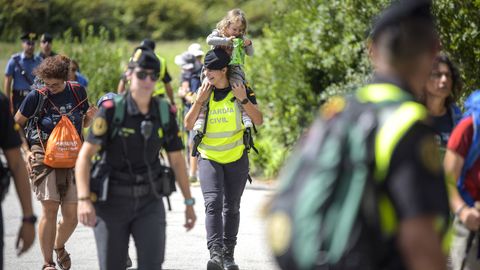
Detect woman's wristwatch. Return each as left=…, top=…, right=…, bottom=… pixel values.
left=184, top=198, right=196, bottom=206
left=22, top=215, right=37, bottom=224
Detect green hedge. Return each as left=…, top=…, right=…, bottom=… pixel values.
left=0, top=0, right=274, bottom=41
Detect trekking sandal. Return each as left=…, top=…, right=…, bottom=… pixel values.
left=54, top=247, right=71, bottom=270
left=42, top=263, right=57, bottom=270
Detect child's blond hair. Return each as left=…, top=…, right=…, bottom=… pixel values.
left=216, top=9, right=248, bottom=37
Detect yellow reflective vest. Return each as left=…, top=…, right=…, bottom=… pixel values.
left=197, top=91, right=245, bottom=163
left=153, top=55, right=167, bottom=96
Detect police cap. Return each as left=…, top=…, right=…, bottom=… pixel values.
left=20, top=32, right=37, bottom=42
left=204, top=49, right=230, bottom=70
left=370, top=0, right=433, bottom=40
left=140, top=39, right=156, bottom=51
left=41, top=33, right=53, bottom=43
left=128, top=47, right=160, bottom=73
left=97, top=92, right=117, bottom=107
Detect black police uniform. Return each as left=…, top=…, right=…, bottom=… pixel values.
left=86, top=92, right=183, bottom=270
left=0, top=92, right=22, bottom=269
left=356, top=76, right=450, bottom=270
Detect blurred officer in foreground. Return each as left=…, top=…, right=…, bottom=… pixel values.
left=267, top=1, right=449, bottom=270
left=0, top=91, right=36, bottom=270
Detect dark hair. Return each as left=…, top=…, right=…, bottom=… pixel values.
left=433, top=53, right=462, bottom=105
left=70, top=59, right=79, bottom=71
left=33, top=55, right=70, bottom=81
left=375, top=18, right=439, bottom=67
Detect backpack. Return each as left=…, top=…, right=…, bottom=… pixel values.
left=39, top=84, right=87, bottom=168
left=110, top=94, right=171, bottom=140
left=457, top=90, right=480, bottom=207
left=25, top=82, right=84, bottom=146
left=108, top=94, right=176, bottom=206
left=266, top=84, right=427, bottom=270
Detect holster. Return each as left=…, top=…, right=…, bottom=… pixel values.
left=158, top=165, right=176, bottom=196
left=90, top=153, right=111, bottom=202
left=106, top=165, right=175, bottom=198
left=191, top=132, right=204, bottom=157
left=243, top=128, right=258, bottom=154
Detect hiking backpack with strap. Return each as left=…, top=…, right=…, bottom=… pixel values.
left=266, top=84, right=428, bottom=270
left=25, top=82, right=84, bottom=146
left=457, top=90, right=480, bottom=207
left=110, top=94, right=171, bottom=139
left=39, top=82, right=87, bottom=168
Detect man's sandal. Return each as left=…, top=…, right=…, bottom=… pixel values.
left=42, top=263, right=57, bottom=270
left=54, top=247, right=71, bottom=270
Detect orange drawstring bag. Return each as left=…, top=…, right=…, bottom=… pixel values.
left=38, top=97, right=86, bottom=168
left=42, top=115, right=82, bottom=168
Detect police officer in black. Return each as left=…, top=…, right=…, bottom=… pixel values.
left=0, top=92, right=36, bottom=269
left=351, top=1, right=449, bottom=269
left=355, top=2, right=450, bottom=269
left=269, top=1, right=450, bottom=270
left=75, top=48, right=196, bottom=270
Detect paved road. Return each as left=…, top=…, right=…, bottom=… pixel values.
left=3, top=181, right=279, bottom=270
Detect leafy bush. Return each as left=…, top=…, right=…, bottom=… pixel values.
left=245, top=0, right=386, bottom=176
left=247, top=0, right=480, bottom=177
left=57, top=25, right=130, bottom=104
left=433, top=1, right=480, bottom=99
left=0, top=0, right=274, bottom=41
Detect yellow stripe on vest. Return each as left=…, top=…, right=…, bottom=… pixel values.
left=357, top=84, right=428, bottom=237
left=198, top=91, right=245, bottom=163
left=153, top=56, right=167, bottom=96
left=374, top=102, right=427, bottom=181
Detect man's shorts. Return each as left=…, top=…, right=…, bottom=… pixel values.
left=30, top=169, right=77, bottom=203
left=29, top=144, right=77, bottom=203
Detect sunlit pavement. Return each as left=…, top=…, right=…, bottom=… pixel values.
left=4, top=180, right=279, bottom=270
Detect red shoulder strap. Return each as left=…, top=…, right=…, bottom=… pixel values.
left=66, top=81, right=88, bottom=114
left=67, top=81, right=82, bottom=104
left=38, top=87, right=48, bottom=96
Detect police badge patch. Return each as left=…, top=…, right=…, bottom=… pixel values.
left=92, top=117, right=107, bottom=136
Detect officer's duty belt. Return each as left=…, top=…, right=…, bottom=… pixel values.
left=13, top=89, right=30, bottom=97
left=110, top=168, right=161, bottom=183
left=109, top=184, right=151, bottom=198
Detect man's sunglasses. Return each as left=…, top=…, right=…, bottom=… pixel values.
left=135, top=70, right=160, bottom=81
left=24, top=41, right=35, bottom=46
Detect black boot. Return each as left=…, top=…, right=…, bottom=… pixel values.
left=223, top=246, right=239, bottom=270
left=207, top=246, right=224, bottom=270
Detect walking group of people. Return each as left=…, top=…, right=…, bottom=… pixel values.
left=3, top=0, right=480, bottom=269
left=1, top=7, right=262, bottom=270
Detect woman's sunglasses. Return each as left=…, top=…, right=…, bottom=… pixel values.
left=135, top=70, right=160, bottom=81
